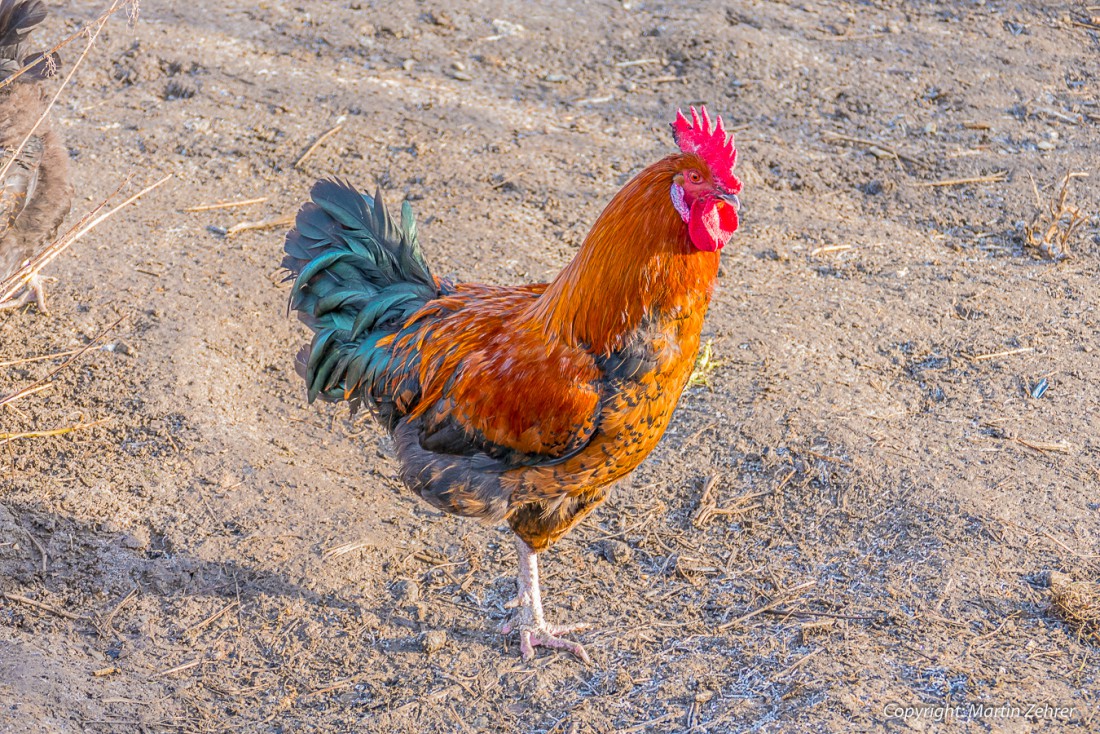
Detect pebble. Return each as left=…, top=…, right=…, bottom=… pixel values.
left=601, top=539, right=634, bottom=565
left=421, top=630, right=447, bottom=653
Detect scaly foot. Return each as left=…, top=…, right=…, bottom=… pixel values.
left=501, top=536, right=591, bottom=664
left=501, top=604, right=590, bottom=663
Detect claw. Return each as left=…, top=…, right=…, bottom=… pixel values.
left=0, top=274, right=48, bottom=313
left=501, top=536, right=592, bottom=664
left=520, top=626, right=591, bottom=664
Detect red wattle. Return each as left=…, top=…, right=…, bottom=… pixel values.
left=688, top=197, right=739, bottom=252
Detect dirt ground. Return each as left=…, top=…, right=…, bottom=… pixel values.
left=1, top=0, right=1099, bottom=731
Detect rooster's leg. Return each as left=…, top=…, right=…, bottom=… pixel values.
left=501, top=536, right=590, bottom=663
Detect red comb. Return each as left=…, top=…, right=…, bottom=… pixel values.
left=671, top=106, right=742, bottom=194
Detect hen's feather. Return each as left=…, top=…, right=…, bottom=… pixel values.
left=0, top=0, right=71, bottom=308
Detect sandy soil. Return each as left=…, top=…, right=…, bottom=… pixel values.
left=2, top=1, right=1099, bottom=731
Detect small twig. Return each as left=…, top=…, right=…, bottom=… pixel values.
left=182, top=197, right=267, bottom=212
left=152, top=659, right=201, bottom=678
left=98, top=586, right=138, bottom=634
left=1025, top=172, right=1088, bottom=260
left=0, top=417, right=112, bottom=446
left=615, top=58, right=660, bottom=67
left=2, top=591, right=87, bottom=621
left=719, top=580, right=817, bottom=631
left=295, top=124, right=344, bottom=169
left=770, top=647, right=823, bottom=681
left=184, top=601, right=239, bottom=638
left=323, top=539, right=373, bottom=560
left=298, top=675, right=367, bottom=701
left=1013, top=437, right=1071, bottom=454
left=0, top=382, right=51, bottom=406
left=809, top=244, right=853, bottom=256
left=225, top=214, right=295, bottom=237
left=619, top=712, right=681, bottom=734
left=0, top=347, right=87, bottom=368
left=967, top=347, right=1034, bottom=362
left=817, top=33, right=886, bottom=42
left=692, top=474, right=720, bottom=528
left=762, top=608, right=883, bottom=622
left=913, top=170, right=1008, bottom=188
left=20, top=524, right=47, bottom=575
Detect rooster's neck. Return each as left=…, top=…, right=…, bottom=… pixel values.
left=529, top=157, right=720, bottom=354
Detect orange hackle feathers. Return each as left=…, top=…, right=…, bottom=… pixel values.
left=530, top=156, right=721, bottom=355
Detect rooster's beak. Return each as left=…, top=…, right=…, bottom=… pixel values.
left=718, top=193, right=741, bottom=212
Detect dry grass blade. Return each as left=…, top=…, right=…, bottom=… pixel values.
left=0, top=346, right=86, bottom=368
left=323, top=539, right=374, bottom=559
left=0, top=382, right=50, bottom=405
left=914, top=170, right=1008, bottom=187
left=225, top=213, right=295, bottom=237
left=153, top=659, right=202, bottom=678
left=1014, top=437, right=1071, bottom=454
left=295, top=124, right=344, bottom=169
left=183, top=601, right=239, bottom=638
left=1025, top=172, right=1088, bottom=260
left=967, top=347, right=1034, bottom=362
left=809, top=244, right=853, bottom=256
left=0, top=175, right=172, bottom=304
left=0, top=416, right=112, bottom=446
left=2, top=591, right=87, bottom=621
left=770, top=647, right=824, bottom=681
left=182, top=197, right=267, bottom=212
left=0, top=315, right=123, bottom=409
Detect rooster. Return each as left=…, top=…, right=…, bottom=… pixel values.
left=0, top=0, right=71, bottom=311
left=283, top=107, right=741, bottom=662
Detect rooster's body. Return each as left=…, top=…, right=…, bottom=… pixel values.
left=284, top=108, right=742, bottom=661
left=0, top=0, right=71, bottom=311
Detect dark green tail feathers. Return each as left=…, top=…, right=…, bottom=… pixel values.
left=282, top=179, right=438, bottom=415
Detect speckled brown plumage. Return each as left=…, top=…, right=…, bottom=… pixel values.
left=0, top=0, right=72, bottom=310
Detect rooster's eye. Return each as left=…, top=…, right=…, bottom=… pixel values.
left=686, top=170, right=703, bottom=184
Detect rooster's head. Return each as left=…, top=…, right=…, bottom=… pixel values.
left=669, top=106, right=742, bottom=252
